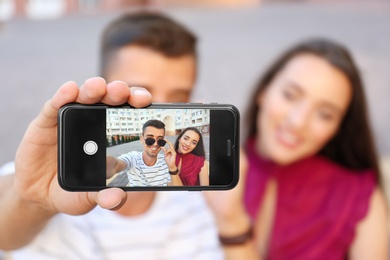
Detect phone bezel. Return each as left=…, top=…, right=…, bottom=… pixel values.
left=58, top=103, right=240, bottom=191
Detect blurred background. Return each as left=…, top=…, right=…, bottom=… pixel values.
left=0, top=0, right=389, bottom=191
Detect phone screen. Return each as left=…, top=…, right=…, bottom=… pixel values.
left=58, top=103, right=239, bottom=191
left=106, top=108, right=211, bottom=188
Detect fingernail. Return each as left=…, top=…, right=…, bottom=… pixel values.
left=107, top=80, right=126, bottom=88
left=131, top=87, right=151, bottom=97
left=108, top=200, right=122, bottom=210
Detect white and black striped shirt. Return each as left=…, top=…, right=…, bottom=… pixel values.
left=118, top=151, right=171, bottom=187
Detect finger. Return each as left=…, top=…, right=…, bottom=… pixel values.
left=101, top=81, right=132, bottom=105
left=95, top=188, right=127, bottom=210
left=160, top=147, right=167, bottom=154
left=128, top=87, right=152, bottom=108
left=51, top=81, right=79, bottom=109
left=76, top=77, right=107, bottom=104
left=35, top=81, right=79, bottom=129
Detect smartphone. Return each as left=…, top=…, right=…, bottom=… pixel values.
left=58, top=103, right=240, bottom=191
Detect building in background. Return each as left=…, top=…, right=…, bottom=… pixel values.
left=106, top=108, right=210, bottom=146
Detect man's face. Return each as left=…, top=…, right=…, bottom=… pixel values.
left=141, top=126, right=165, bottom=158
left=105, top=45, right=196, bottom=103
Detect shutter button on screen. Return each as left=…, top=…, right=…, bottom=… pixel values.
left=83, top=141, right=98, bottom=155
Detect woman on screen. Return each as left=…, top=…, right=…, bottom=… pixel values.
left=174, top=127, right=209, bottom=186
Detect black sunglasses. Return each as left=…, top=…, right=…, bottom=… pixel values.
left=145, top=137, right=166, bottom=147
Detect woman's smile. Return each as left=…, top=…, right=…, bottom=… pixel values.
left=180, top=143, right=190, bottom=152
left=275, top=125, right=303, bottom=149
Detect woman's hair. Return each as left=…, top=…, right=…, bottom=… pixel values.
left=245, top=38, right=380, bottom=177
left=174, top=127, right=205, bottom=157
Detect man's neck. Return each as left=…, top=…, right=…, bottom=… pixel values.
left=142, top=151, right=157, bottom=166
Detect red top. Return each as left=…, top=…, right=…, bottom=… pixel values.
left=244, top=138, right=376, bottom=259
left=176, top=152, right=205, bottom=186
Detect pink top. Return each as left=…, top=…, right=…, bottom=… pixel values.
left=176, top=152, right=205, bottom=186
left=244, top=138, right=376, bottom=259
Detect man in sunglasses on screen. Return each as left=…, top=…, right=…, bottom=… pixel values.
left=106, top=119, right=183, bottom=187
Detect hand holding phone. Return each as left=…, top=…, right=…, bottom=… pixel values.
left=13, top=78, right=152, bottom=216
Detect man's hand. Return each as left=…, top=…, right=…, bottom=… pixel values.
left=161, top=139, right=177, bottom=172
left=0, top=77, right=152, bottom=249
left=15, top=77, right=151, bottom=214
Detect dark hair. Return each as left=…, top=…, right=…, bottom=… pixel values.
left=100, top=11, right=197, bottom=78
left=174, top=127, right=205, bottom=157
left=245, top=38, right=380, bottom=178
left=142, top=119, right=165, bottom=135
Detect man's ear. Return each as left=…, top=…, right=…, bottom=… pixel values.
left=140, top=135, right=144, bottom=144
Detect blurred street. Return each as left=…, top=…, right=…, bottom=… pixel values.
left=0, top=1, right=389, bottom=169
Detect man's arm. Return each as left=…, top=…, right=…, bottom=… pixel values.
left=168, top=173, right=183, bottom=186
left=204, top=148, right=260, bottom=259
left=0, top=78, right=152, bottom=250
left=216, top=211, right=259, bottom=260
left=106, top=156, right=127, bottom=179
left=162, top=140, right=183, bottom=186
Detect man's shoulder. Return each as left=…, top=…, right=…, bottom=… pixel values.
left=119, top=151, right=142, bottom=160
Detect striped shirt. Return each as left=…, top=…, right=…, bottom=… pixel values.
left=10, top=192, right=224, bottom=260
left=118, top=151, right=171, bottom=187
left=1, top=162, right=224, bottom=259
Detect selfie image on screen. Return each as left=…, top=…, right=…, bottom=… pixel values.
left=106, top=108, right=210, bottom=187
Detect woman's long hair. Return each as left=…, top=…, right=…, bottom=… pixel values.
left=174, top=127, right=205, bottom=157
left=245, top=38, right=380, bottom=180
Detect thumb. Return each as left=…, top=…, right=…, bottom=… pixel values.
left=94, top=188, right=127, bottom=210
left=35, top=81, right=79, bottom=129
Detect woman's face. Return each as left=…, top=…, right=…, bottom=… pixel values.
left=178, top=130, right=200, bottom=154
left=257, top=53, right=352, bottom=165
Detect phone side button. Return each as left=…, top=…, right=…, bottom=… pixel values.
left=226, top=139, right=232, bottom=156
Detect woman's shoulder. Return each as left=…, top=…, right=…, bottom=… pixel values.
left=304, top=155, right=377, bottom=206
left=300, top=156, right=378, bottom=232
left=311, top=155, right=376, bottom=181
